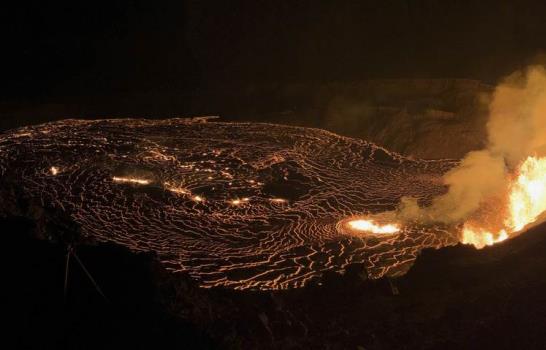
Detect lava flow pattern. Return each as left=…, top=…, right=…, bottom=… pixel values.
left=0, top=118, right=459, bottom=290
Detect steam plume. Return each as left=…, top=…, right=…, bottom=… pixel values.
left=488, top=66, right=546, bottom=165
left=400, top=65, right=546, bottom=224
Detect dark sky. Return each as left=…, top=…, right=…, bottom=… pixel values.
left=2, top=0, right=546, bottom=100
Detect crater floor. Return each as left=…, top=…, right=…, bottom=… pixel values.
left=0, top=118, right=458, bottom=289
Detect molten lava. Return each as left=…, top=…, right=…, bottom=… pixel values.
left=112, top=176, right=151, bottom=185
left=347, top=219, right=401, bottom=234
left=506, top=156, right=546, bottom=231
left=0, top=118, right=460, bottom=289
left=462, top=156, right=546, bottom=248
left=461, top=227, right=508, bottom=249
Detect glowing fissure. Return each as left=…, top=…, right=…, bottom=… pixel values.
left=462, top=155, right=546, bottom=248
left=112, top=176, right=151, bottom=185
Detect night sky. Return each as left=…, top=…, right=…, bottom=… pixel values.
left=2, top=0, right=546, bottom=129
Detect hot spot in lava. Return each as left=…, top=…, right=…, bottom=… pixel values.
left=337, top=214, right=402, bottom=236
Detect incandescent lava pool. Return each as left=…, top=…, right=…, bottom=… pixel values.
left=0, top=118, right=460, bottom=290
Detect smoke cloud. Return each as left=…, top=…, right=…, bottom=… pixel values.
left=488, top=66, right=546, bottom=165
left=399, top=65, right=546, bottom=224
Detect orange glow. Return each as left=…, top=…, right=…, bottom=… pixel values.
left=347, top=219, right=401, bottom=234
left=112, top=176, right=151, bottom=185
left=192, top=195, right=204, bottom=202
left=230, top=198, right=250, bottom=205
left=50, top=166, right=59, bottom=175
left=462, top=156, right=546, bottom=248
left=505, top=156, right=546, bottom=231
left=462, top=227, right=508, bottom=249
left=270, top=198, right=286, bottom=203
left=164, top=182, right=189, bottom=195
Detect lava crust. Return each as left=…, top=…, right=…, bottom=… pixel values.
left=0, top=118, right=459, bottom=289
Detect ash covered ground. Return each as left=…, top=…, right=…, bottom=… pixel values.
left=0, top=118, right=458, bottom=290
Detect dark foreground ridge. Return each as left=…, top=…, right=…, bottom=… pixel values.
left=5, top=214, right=546, bottom=349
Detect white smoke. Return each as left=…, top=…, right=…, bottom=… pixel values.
left=399, top=65, right=546, bottom=224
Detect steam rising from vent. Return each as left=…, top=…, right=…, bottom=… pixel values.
left=398, top=151, right=507, bottom=223
left=488, top=67, right=546, bottom=166
left=399, top=66, right=546, bottom=247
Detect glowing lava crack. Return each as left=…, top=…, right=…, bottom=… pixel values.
left=0, top=118, right=459, bottom=290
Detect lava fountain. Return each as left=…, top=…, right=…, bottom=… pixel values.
left=462, top=155, right=546, bottom=248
